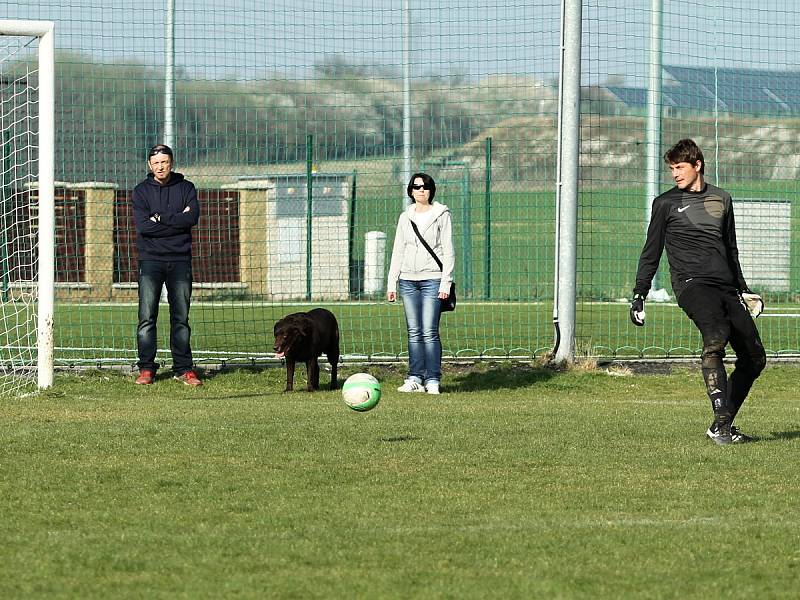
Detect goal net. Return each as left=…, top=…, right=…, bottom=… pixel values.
left=0, top=21, right=54, bottom=396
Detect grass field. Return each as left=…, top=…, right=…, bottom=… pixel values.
left=2, top=363, right=799, bottom=598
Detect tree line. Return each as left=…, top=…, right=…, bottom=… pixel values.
left=4, top=53, right=557, bottom=187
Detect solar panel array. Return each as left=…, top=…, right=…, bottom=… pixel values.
left=607, top=66, right=800, bottom=115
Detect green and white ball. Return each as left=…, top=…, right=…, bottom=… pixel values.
left=342, top=373, right=381, bottom=412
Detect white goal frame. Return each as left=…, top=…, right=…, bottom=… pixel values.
left=0, top=20, right=55, bottom=389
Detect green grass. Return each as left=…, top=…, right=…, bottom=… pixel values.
left=2, top=364, right=800, bottom=598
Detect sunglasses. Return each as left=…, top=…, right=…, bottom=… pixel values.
left=411, top=184, right=430, bottom=190
left=148, top=145, right=173, bottom=158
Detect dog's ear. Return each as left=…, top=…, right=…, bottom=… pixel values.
left=273, top=319, right=284, bottom=336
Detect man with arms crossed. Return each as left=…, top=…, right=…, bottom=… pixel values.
left=631, top=138, right=765, bottom=445
left=132, top=144, right=202, bottom=386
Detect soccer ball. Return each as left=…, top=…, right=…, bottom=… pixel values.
left=342, top=373, right=381, bottom=412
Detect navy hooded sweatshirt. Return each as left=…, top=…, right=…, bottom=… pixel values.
left=132, top=171, right=200, bottom=261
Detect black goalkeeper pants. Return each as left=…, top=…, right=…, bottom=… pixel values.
left=677, top=283, right=766, bottom=423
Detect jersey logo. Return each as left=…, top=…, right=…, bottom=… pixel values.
left=677, top=205, right=689, bottom=213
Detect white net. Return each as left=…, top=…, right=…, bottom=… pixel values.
left=1, top=33, right=39, bottom=397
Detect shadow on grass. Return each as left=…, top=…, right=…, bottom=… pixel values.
left=200, top=364, right=342, bottom=390
left=768, top=430, right=800, bottom=441
left=199, top=392, right=285, bottom=401
left=197, top=362, right=560, bottom=395
left=448, top=363, right=556, bottom=392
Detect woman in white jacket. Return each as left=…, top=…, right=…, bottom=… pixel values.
left=387, top=173, right=455, bottom=394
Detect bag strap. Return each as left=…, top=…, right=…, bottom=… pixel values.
left=409, top=218, right=443, bottom=271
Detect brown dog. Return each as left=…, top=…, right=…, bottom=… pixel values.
left=273, top=308, right=340, bottom=392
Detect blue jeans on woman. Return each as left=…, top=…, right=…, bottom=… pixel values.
left=137, top=259, right=194, bottom=374
left=398, top=278, right=442, bottom=386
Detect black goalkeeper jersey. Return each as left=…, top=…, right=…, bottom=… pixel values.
left=634, top=182, right=748, bottom=299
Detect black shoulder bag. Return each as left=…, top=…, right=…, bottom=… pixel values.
left=409, top=219, right=456, bottom=312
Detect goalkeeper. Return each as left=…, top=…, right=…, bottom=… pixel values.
left=631, top=139, right=766, bottom=445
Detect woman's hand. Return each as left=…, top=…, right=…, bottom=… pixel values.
left=438, top=291, right=449, bottom=300
left=387, top=291, right=396, bottom=302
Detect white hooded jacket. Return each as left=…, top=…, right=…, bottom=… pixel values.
left=387, top=201, right=455, bottom=295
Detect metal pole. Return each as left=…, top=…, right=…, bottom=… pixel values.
left=1, top=128, right=10, bottom=302
left=306, top=134, right=313, bottom=301
left=645, top=0, right=663, bottom=290
left=0, top=20, right=56, bottom=388
left=484, top=137, right=492, bottom=299
left=552, top=0, right=566, bottom=356
left=348, top=169, right=357, bottom=297
left=553, top=0, right=582, bottom=365
left=462, top=165, right=471, bottom=296
left=159, top=0, right=176, bottom=304
left=401, top=0, right=412, bottom=190
left=37, top=22, right=56, bottom=389
left=164, top=0, right=175, bottom=147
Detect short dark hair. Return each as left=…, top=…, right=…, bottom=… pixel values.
left=148, top=144, right=174, bottom=160
left=406, top=172, right=436, bottom=202
left=664, top=138, right=704, bottom=174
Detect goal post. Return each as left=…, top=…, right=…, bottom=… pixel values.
left=0, top=20, right=55, bottom=392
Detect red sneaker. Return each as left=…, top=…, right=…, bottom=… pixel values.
left=135, top=369, right=155, bottom=385
left=174, top=370, right=202, bottom=387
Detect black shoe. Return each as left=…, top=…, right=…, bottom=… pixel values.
left=706, top=421, right=733, bottom=445
left=730, top=426, right=755, bottom=444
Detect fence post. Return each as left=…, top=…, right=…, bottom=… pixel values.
left=364, top=231, right=386, bottom=297
left=306, top=134, right=313, bottom=301
left=484, top=136, right=492, bottom=299
left=348, top=169, right=357, bottom=296
left=645, top=0, right=664, bottom=290
left=164, top=0, right=175, bottom=148
left=553, top=0, right=582, bottom=364
left=81, top=182, right=118, bottom=301
left=402, top=0, right=412, bottom=186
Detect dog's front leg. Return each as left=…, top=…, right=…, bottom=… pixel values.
left=307, top=358, right=319, bottom=391
left=328, top=352, right=339, bottom=390
left=285, top=359, right=296, bottom=392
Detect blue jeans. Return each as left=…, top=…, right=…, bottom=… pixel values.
left=137, top=259, right=194, bottom=374
left=398, top=278, right=442, bottom=385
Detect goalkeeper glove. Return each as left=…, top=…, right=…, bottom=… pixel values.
left=740, top=290, right=764, bottom=318
left=629, top=293, right=646, bottom=326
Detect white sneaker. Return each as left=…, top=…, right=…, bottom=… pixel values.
left=425, top=383, right=440, bottom=395
left=397, top=379, right=425, bottom=393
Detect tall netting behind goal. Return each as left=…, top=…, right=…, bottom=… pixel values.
left=0, top=21, right=54, bottom=396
